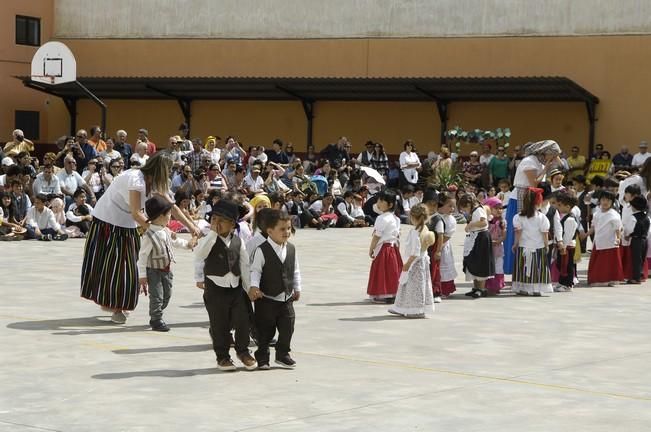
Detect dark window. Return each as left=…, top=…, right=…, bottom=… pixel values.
left=15, top=111, right=40, bottom=140
left=16, top=15, right=41, bottom=46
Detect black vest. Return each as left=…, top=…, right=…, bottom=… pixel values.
left=632, top=212, right=650, bottom=239
left=204, top=235, right=241, bottom=278
left=560, top=213, right=578, bottom=242
left=546, top=206, right=559, bottom=240
left=259, top=241, right=295, bottom=297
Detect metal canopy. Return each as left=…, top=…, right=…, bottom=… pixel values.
left=18, top=75, right=599, bottom=150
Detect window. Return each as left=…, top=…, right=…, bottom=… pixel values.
left=15, top=111, right=40, bottom=140
left=16, top=15, right=41, bottom=46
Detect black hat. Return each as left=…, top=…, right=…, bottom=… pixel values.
left=422, top=188, right=439, bottom=204
left=145, top=195, right=174, bottom=222
left=209, top=199, right=239, bottom=223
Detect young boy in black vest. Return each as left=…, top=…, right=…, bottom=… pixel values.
left=249, top=210, right=301, bottom=369
left=624, top=196, right=650, bottom=284
left=194, top=199, right=257, bottom=371
left=138, top=195, right=196, bottom=331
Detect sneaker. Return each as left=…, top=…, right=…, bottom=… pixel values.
left=217, top=358, right=237, bottom=371
left=275, top=354, right=296, bottom=369
left=532, top=292, right=542, bottom=297
left=110, top=311, right=127, bottom=324
left=46, top=234, right=53, bottom=241
left=53, top=233, right=68, bottom=241
left=371, top=298, right=386, bottom=304
left=258, top=363, right=270, bottom=370
left=388, top=308, right=401, bottom=315
left=607, top=281, right=616, bottom=287
left=433, top=296, right=442, bottom=303
left=150, top=319, right=170, bottom=332
left=237, top=352, right=258, bottom=371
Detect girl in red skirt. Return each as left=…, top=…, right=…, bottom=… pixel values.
left=587, top=190, right=623, bottom=286
left=367, top=189, right=403, bottom=303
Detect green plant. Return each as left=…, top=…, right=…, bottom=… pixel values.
left=428, top=164, right=464, bottom=190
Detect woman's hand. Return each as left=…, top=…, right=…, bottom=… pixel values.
left=139, top=277, right=148, bottom=296
left=402, top=262, right=411, bottom=272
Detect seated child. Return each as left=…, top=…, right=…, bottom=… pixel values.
left=25, top=194, right=68, bottom=241
left=66, top=189, right=94, bottom=235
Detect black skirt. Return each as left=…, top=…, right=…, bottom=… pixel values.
left=463, top=230, right=496, bottom=279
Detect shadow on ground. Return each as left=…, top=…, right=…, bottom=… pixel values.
left=113, top=344, right=213, bottom=355
left=7, top=317, right=209, bottom=335
left=92, top=368, right=219, bottom=379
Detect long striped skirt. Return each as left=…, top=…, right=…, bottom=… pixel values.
left=80, top=217, right=141, bottom=311
left=512, top=247, right=553, bottom=295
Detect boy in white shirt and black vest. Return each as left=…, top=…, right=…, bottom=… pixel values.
left=137, top=195, right=196, bottom=332
left=249, top=209, right=301, bottom=369
left=194, top=199, right=257, bottom=371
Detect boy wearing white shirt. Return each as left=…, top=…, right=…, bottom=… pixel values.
left=194, top=199, right=257, bottom=371
left=26, top=194, right=68, bottom=241
left=249, top=210, right=301, bottom=370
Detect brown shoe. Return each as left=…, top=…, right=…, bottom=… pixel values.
left=237, top=352, right=258, bottom=371
left=217, top=358, right=237, bottom=371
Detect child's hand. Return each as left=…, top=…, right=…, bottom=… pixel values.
left=196, top=281, right=205, bottom=290
left=188, top=237, right=197, bottom=249
left=402, top=263, right=411, bottom=272
left=434, top=251, right=441, bottom=261
left=369, top=249, right=374, bottom=259
left=170, top=231, right=177, bottom=240
left=139, top=277, right=148, bottom=296
left=292, top=292, right=301, bottom=302
left=559, top=246, right=567, bottom=255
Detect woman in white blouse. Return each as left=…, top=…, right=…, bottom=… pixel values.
left=399, top=139, right=421, bottom=187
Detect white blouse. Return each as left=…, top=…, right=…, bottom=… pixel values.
left=513, top=212, right=550, bottom=250
left=513, top=155, right=544, bottom=188
left=592, top=208, right=622, bottom=250
left=399, top=151, right=421, bottom=184
left=92, top=169, right=147, bottom=228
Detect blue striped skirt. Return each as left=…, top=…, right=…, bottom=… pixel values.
left=80, top=217, right=141, bottom=311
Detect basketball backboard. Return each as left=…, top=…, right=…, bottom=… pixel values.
left=30, top=41, right=76, bottom=85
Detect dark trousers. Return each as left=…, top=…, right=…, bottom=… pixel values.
left=254, top=297, right=295, bottom=364
left=630, top=238, right=647, bottom=282
left=557, top=247, right=576, bottom=288
left=147, top=268, right=173, bottom=320
left=203, top=280, right=251, bottom=361
left=25, top=227, right=57, bottom=240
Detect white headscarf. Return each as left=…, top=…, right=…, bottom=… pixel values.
left=523, top=140, right=561, bottom=157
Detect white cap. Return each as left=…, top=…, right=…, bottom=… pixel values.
left=12, top=129, right=24, bottom=137
left=2, top=157, right=15, bottom=166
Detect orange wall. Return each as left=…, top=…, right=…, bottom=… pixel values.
left=0, top=0, right=53, bottom=143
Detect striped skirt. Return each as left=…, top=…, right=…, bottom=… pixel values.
left=512, top=247, right=553, bottom=294
left=80, top=217, right=141, bottom=311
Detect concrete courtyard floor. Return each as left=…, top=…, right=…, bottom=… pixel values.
left=2, top=226, right=651, bottom=432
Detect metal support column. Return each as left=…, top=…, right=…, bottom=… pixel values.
left=586, top=101, right=597, bottom=158
left=436, top=101, right=449, bottom=145
left=178, top=99, right=192, bottom=137
left=302, top=100, right=315, bottom=149
left=62, top=98, right=78, bottom=136
left=74, top=81, right=107, bottom=136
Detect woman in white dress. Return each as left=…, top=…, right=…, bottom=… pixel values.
left=389, top=204, right=435, bottom=318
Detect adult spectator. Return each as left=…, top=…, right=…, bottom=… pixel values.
left=266, top=138, right=289, bottom=166
left=57, top=155, right=95, bottom=208
left=16, top=152, right=36, bottom=178
left=243, top=165, right=265, bottom=196
left=224, top=136, right=247, bottom=166
left=0, top=165, right=22, bottom=191
left=586, top=150, right=612, bottom=182
left=479, top=143, right=494, bottom=166
left=3, top=129, right=34, bottom=154
left=205, top=135, right=222, bottom=165
left=357, top=141, right=375, bottom=167
left=163, top=135, right=185, bottom=170
left=285, top=143, right=297, bottom=166
left=611, top=146, right=633, bottom=173
left=137, top=128, right=157, bottom=155
left=207, top=163, right=227, bottom=191
left=54, top=135, right=86, bottom=169
left=186, top=138, right=210, bottom=172
left=82, top=158, right=110, bottom=200
left=399, top=139, right=421, bottom=186
left=591, top=143, right=604, bottom=161
left=463, top=151, right=483, bottom=187
left=321, top=136, right=349, bottom=166
left=488, top=146, right=510, bottom=187
left=436, top=147, right=454, bottom=171
left=171, top=164, right=195, bottom=193
left=75, top=129, right=98, bottom=173
left=42, top=152, right=62, bottom=175
left=99, top=138, right=121, bottom=166
left=178, top=123, right=193, bottom=151
left=508, top=145, right=524, bottom=181
left=566, top=145, right=587, bottom=180
left=632, top=141, right=651, bottom=168
left=130, top=141, right=150, bottom=167
left=303, top=144, right=318, bottom=172
left=88, top=126, right=106, bottom=152
left=114, top=130, right=133, bottom=169
left=370, top=142, right=390, bottom=177
left=80, top=152, right=199, bottom=324
left=32, top=164, right=62, bottom=198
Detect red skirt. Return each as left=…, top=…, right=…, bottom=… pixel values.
left=367, top=244, right=402, bottom=298
left=441, top=281, right=456, bottom=297
left=621, top=244, right=648, bottom=281
left=588, top=247, right=624, bottom=284
left=430, top=251, right=442, bottom=295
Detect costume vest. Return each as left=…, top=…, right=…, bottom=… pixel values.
left=632, top=212, right=650, bottom=239
left=204, top=235, right=241, bottom=277
left=259, top=241, right=295, bottom=297
left=144, top=228, right=174, bottom=270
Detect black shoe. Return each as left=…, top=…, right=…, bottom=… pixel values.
left=384, top=297, right=395, bottom=304
left=275, top=354, right=296, bottom=369
left=465, top=290, right=475, bottom=297
left=150, top=319, right=170, bottom=332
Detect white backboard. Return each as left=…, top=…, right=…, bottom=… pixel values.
left=31, top=41, right=76, bottom=85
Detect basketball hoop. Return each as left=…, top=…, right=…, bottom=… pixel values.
left=30, top=41, right=76, bottom=85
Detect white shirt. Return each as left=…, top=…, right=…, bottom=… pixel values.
left=130, top=153, right=149, bottom=166
left=513, top=212, right=550, bottom=249
left=357, top=151, right=374, bottom=166
left=513, top=155, right=544, bottom=188
left=468, top=206, right=488, bottom=232
left=540, top=202, right=563, bottom=242
left=243, top=174, right=264, bottom=193
left=399, top=151, right=421, bottom=184
left=560, top=213, right=578, bottom=247
left=32, top=173, right=62, bottom=196
left=632, top=152, right=651, bottom=168
left=81, top=170, right=103, bottom=193
left=373, top=211, right=400, bottom=256
left=100, top=149, right=121, bottom=162
left=350, top=202, right=365, bottom=219
left=209, top=148, right=222, bottom=165
left=246, top=230, right=266, bottom=262
left=592, top=208, right=622, bottom=250
left=480, top=153, right=494, bottom=166
left=337, top=200, right=354, bottom=223
left=137, top=224, right=189, bottom=275
left=26, top=206, right=60, bottom=231
left=194, top=230, right=250, bottom=290
left=57, top=170, right=87, bottom=196
left=92, top=169, right=146, bottom=228
left=622, top=204, right=636, bottom=246
left=66, top=203, right=94, bottom=223
left=250, top=238, right=302, bottom=302
left=617, top=174, right=647, bottom=208
left=443, top=214, right=457, bottom=238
